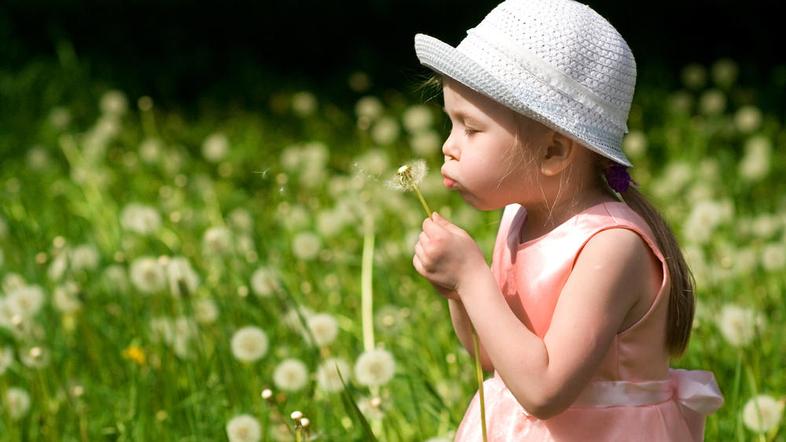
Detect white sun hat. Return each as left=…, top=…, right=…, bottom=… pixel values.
left=414, top=0, right=637, bottom=167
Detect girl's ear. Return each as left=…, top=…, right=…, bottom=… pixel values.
left=540, top=131, right=575, bottom=177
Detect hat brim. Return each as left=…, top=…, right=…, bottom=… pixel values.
left=414, top=33, right=633, bottom=168
left=414, top=33, right=548, bottom=130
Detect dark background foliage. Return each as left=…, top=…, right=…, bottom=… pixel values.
left=2, top=0, right=784, bottom=108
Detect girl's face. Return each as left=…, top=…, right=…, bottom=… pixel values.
left=440, top=78, right=547, bottom=210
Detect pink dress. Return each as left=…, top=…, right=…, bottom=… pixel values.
left=454, top=201, right=724, bottom=441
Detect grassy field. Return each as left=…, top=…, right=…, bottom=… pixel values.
left=0, top=58, right=784, bottom=441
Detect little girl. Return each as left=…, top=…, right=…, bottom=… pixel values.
left=410, top=0, right=724, bottom=440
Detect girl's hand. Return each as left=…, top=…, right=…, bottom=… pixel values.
left=429, top=281, right=461, bottom=301
left=413, top=212, right=487, bottom=295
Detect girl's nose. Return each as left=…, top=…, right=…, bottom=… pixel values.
left=442, top=132, right=459, bottom=161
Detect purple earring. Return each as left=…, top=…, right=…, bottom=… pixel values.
left=604, top=163, right=635, bottom=193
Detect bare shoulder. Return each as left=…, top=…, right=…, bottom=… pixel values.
left=573, top=227, right=663, bottom=328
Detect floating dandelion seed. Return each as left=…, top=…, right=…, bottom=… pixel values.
left=387, top=160, right=432, bottom=216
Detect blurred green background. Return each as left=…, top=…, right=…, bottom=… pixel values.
left=1, top=1, right=785, bottom=441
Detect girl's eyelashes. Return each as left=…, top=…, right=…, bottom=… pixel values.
left=464, top=128, right=478, bottom=135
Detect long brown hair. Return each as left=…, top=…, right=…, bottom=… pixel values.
left=417, top=73, right=694, bottom=357
left=611, top=172, right=695, bottom=357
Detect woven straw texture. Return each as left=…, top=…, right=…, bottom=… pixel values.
left=414, top=0, right=637, bottom=167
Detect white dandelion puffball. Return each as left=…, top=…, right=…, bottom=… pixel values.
left=226, top=414, right=262, bottom=442
left=20, top=346, right=50, bottom=369
left=202, top=226, right=233, bottom=255
left=150, top=316, right=175, bottom=344
left=121, top=203, right=161, bottom=235
left=742, top=395, right=784, bottom=433
left=402, top=104, right=433, bottom=133
left=129, top=257, right=167, bottom=294
left=250, top=266, right=279, bottom=297
left=202, top=132, right=229, bottom=163
left=5, top=285, right=45, bottom=320
left=0, top=346, right=14, bottom=375
left=166, top=256, right=200, bottom=297
left=70, top=243, right=99, bottom=272
left=355, top=96, right=383, bottom=121
left=622, top=130, right=648, bottom=158
left=27, top=146, right=50, bottom=170
left=306, top=313, right=339, bottom=347
left=739, top=136, right=772, bottom=182
left=292, top=91, right=317, bottom=116
left=194, top=298, right=219, bottom=324
left=371, top=116, right=400, bottom=145
left=410, top=130, right=442, bottom=156
left=53, top=281, right=82, bottom=314
left=683, top=199, right=733, bottom=245
left=229, top=208, right=254, bottom=232
left=734, top=106, right=762, bottom=133
left=316, top=209, right=348, bottom=237
left=652, top=160, right=692, bottom=199
left=711, top=58, right=738, bottom=87
left=355, top=148, right=390, bottom=176
left=49, top=106, right=71, bottom=129
left=100, top=90, right=128, bottom=116
left=761, top=243, right=786, bottom=271
left=358, top=396, right=385, bottom=421
left=2, top=273, right=26, bottom=293
left=283, top=307, right=315, bottom=333
left=699, top=89, right=726, bottom=115
left=47, top=251, right=68, bottom=282
left=716, top=304, right=765, bottom=347
left=103, top=265, right=130, bottom=292
left=387, top=159, right=428, bottom=192
left=681, top=63, right=706, bottom=89
left=139, top=138, right=162, bottom=164
left=272, top=358, right=309, bottom=391
left=292, top=232, right=321, bottom=261
left=354, top=349, right=396, bottom=387
left=316, top=357, right=352, bottom=392
left=230, top=326, right=269, bottom=363
left=5, top=387, right=31, bottom=420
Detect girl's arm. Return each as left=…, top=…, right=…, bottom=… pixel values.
left=413, top=214, right=657, bottom=419
left=457, top=228, right=657, bottom=420
left=447, top=297, right=494, bottom=372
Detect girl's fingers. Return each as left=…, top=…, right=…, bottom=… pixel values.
left=412, top=253, right=425, bottom=276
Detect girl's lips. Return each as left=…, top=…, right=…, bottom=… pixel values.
left=442, top=175, right=457, bottom=189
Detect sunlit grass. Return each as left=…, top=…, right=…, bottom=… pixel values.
left=0, top=58, right=785, bottom=440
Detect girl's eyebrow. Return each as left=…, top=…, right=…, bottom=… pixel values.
left=442, top=107, right=480, bottom=122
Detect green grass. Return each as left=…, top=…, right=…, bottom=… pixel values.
left=0, top=58, right=784, bottom=441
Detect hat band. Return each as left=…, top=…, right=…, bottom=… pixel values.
left=465, top=26, right=628, bottom=132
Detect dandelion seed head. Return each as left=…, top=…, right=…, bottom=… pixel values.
left=273, top=358, right=309, bottom=392
left=4, top=387, right=31, bottom=421
left=742, top=394, right=784, bottom=433
left=354, top=348, right=396, bottom=387
left=230, top=326, right=269, bottom=363
left=316, top=357, right=351, bottom=392
left=388, top=159, right=428, bottom=192
left=226, top=414, right=262, bottom=442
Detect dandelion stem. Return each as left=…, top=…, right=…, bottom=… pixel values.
left=398, top=167, right=487, bottom=442
left=471, top=329, right=488, bottom=442
left=361, top=213, right=376, bottom=353
left=412, top=185, right=432, bottom=216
